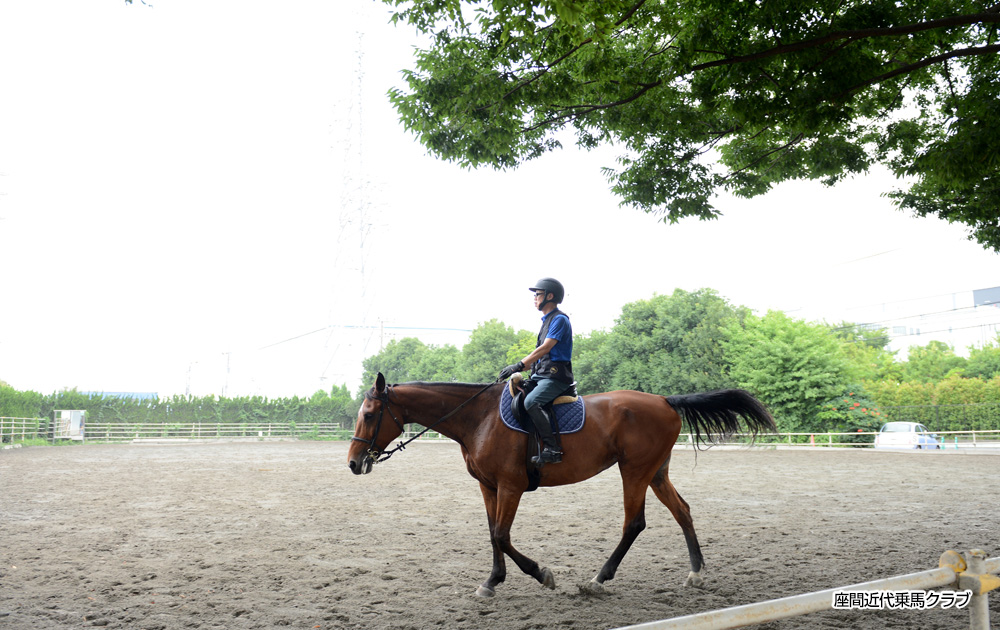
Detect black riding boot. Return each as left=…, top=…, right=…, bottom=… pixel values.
left=526, top=406, right=563, bottom=465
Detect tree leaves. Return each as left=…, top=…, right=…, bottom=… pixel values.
left=383, top=0, right=1000, bottom=249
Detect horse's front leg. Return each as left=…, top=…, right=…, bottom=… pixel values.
left=477, top=483, right=506, bottom=597
left=476, top=483, right=555, bottom=597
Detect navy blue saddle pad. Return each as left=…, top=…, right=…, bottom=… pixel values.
left=499, top=384, right=585, bottom=434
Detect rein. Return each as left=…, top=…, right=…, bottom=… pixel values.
left=353, top=379, right=501, bottom=465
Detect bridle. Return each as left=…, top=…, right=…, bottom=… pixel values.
left=351, top=386, right=407, bottom=467
left=351, top=379, right=500, bottom=469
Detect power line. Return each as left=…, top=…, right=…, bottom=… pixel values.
left=842, top=287, right=994, bottom=312
left=258, top=324, right=474, bottom=351
left=829, top=303, right=997, bottom=333
left=886, top=321, right=1000, bottom=340
left=835, top=248, right=905, bottom=265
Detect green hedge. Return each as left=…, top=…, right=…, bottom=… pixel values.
left=880, top=403, right=1000, bottom=432
left=865, top=375, right=1000, bottom=407
left=0, top=385, right=360, bottom=429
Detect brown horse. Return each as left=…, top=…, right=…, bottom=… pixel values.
left=347, top=372, right=775, bottom=597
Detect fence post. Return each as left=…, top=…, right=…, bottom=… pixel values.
left=964, top=550, right=992, bottom=630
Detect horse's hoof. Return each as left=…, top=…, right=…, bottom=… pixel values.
left=540, top=567, right=556, bottom=590
left=475, top=585, right=496, bottom=598
left=578, top=578, right=608, bottom=596
left=684, top=571, right=705, bottom=588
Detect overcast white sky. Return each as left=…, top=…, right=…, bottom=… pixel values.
left=2, top=0, right=998, bottom=398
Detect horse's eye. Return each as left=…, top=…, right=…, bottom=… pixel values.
left=363, top=413, right=374, bottom=422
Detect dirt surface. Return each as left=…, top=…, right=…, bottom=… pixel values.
left=2, top=441, right=997, bottom=630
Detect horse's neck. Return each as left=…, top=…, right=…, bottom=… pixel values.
left=397, top=384, right=494, bottom=443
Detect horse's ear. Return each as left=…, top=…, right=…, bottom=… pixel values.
left=375, top=372, right=386, bottom=394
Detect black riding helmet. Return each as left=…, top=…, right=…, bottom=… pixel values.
left=529, top=278, right=565, bottom=308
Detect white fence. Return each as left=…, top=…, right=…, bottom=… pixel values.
left=614, top=550, right=1000, bottom=630
left=3, top=419, right=999, bottom=448
left=82, top=421, right=353, bottom=442
left=675, top=429, right=1000, bottom=449
left=0, top=418, right=354, bottom=443
left=0, top=417, right=45, bottom=443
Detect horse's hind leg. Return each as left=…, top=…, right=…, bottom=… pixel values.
left=587, top=475, right=648, bottom=593
left=650, top=466, right=705, bottom=587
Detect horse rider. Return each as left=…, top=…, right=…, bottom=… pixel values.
left=498, top=278, right=574, bottom=465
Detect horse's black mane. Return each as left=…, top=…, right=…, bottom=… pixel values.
left=395, top=381, right=495, bottom=389
left=365, top=380, right=498, bottom=399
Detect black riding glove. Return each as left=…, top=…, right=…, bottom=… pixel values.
left=498, top=361, right=525, bottom=381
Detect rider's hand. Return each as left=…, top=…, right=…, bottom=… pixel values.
left=498, top=361, right=525, bottom=381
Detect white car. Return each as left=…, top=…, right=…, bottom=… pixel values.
left=874, top=421, right=940, bottom=450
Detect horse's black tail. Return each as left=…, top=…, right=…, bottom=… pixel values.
left=665, top=389, right=776, bottom=447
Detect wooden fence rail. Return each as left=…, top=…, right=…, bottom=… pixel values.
left=0, top=417, right=45, bottom=443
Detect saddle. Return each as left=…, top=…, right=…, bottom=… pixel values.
left=501, top=374, right=585, bottom=492
left=504, top=373, right=581, bottom=434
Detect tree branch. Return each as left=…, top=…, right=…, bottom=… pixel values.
left=523, top=81, right=661, bottom=132
left=498, top=0, right=648, bottom=102
left=690, top=12, right=1000, bottom=73
left=838, top=43, right=1000, bottom=99
left=723, top=133, right=805, bottom=181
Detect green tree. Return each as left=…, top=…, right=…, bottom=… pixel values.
left=458, top=319, right=525, bottom=382
left=504, top=329, right=538, bottom=371
left=572, top=329, right=615, bottom=394
left=604, top=289, right=746, bottom=394
left=966, top=333, right=1000, bottom=379
left=724, top=310, right=850, bottom=432
left=360, top=337, right=460, bottom=390
left=384, top=0, right=1000, bottom=250
left=826, top=322, right=902, bottom=382
left=308, top=384, right=362, bottom=428
left=0, top=384, right=44, bottom=418
left=865, top=379, right=938, bottom=407
left=901, top=340, right=967, bottom=383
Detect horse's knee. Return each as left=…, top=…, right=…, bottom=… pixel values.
left=624, top=514, right=646, bottom=538
left=491, top=525, right=512, bottom=549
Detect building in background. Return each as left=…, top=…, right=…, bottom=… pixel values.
left=851, top=286, right=1000, bottom=358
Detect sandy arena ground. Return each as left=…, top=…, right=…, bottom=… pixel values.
left=1, top=440, right=997, bottom=630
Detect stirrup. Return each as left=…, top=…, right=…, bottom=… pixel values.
left=532, top=447, right=563, bottom=465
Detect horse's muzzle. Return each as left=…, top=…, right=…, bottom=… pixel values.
left=348, top=454, right=374, bottom=475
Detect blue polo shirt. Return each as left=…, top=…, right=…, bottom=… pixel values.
left=542, top=311, right=573, bottom=362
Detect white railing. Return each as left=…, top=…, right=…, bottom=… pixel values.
left=4, top=420, right=999, bottom=448
left=676, top=429, right=1000, bottom=449
left=0, top=417, right=45, bottom=443
left=0, top=419, right=355, bottom=443
left=615, top=550, right=1000, bottom=630
left=80, top=421, right=353, bottom=442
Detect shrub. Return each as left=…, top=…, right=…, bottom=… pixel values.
left=814, top=388, right=884, bottom=444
